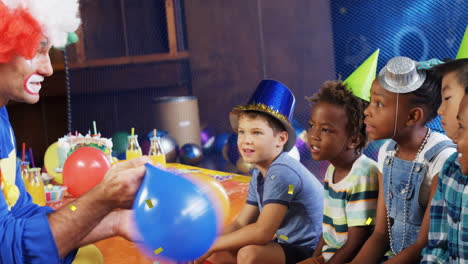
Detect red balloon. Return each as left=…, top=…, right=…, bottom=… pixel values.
left=63, top=147, right=111, bottom=197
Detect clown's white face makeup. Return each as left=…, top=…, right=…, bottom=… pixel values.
left=24, top=73, right=45, bottom=95
left=0, top=37, right=53, bottom=107
left=21, top=39, right=50, bottom=97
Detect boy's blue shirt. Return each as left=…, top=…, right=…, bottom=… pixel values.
left=247, top=152, right=324, bottom=249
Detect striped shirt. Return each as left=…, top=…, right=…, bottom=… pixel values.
left=422, top=152, right=468, bottom=263
left=321, top=155, right=379, bottom=261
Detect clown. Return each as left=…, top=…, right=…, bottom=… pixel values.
left=0, top=1, right=151, bottom=263
left=0, top=0, right=81, bottom=208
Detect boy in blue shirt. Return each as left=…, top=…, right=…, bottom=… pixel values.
left=191, top=80, right=323, bottom=264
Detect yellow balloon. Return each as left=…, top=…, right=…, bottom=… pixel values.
left=43, top=142, right=63, bottom=184
left=189, top=172, right=231, bottom=227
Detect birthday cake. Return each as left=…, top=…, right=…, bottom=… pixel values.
left=56, top=132, right=113, bottom=172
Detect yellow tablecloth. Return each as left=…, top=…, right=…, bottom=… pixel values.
left=51, top=163, right=251, bottom=264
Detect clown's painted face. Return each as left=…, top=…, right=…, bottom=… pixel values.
left=0, top=37, right=53, bottom=106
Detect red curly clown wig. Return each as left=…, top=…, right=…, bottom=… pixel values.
left=0, top=0, right=80, bottom=63
left=0, top=1, right=42, bottom=63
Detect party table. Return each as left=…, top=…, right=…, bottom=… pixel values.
left=49, top=163, right=251, bottom=264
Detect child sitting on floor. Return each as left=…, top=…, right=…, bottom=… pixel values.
left=190, top=80, right=323, bottom=264
left=300, top=51, right=379, bottom=264
left=351, top=56, right=456, bottom=263
left=422, top=28, right=468, bottom=263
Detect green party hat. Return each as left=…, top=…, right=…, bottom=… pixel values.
left=343, top=49, right=380, bottom=101
left=456, top=26, right=468, bottom=59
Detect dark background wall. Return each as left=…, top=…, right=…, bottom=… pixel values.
left=186, top=0, right=335, bottom=131
left=9, top=0, right=335, bottom=167
left=11, top=0, right=465, bottom=170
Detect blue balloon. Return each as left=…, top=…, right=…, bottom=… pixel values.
left=133, top=164, right=219, bottom=261
left=213, top=133, right=230, bottom=154
left=146, top=129, right=171, bottom=139
left=223, top=134, right=239, bottom=165
left=179, top=143, right=204, bottom=165
left=116, top=152, right=126, bottom=161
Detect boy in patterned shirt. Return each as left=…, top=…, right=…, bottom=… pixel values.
left=422, top=29, right=468, bottom=263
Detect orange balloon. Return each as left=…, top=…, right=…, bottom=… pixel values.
left=188, top=173, right=231, bottom=228
left=63, top=147, right=111, bottom=197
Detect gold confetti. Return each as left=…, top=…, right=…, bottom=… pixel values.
left=279, top=235, right=289, bottom=241
left=288, top=185, right=294, bottom=195
left=69, top=204, right=77, bottom=211
left=153, top=247, right=163, bottom=255
left=146, top=199, right=153, bottom=209
left=366, top=217, right=373, bottom=225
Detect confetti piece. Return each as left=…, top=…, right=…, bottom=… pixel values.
left=288, top=185, right=294, bottom=195
left=279, top=235, right=289, bottom=241
left=146, top=199, right=154, bottom=208
left=69, top=204, right=76, bottom=211
left=212, top=174, right=234, bottom=181
left=153, top=247, right=163, bottom=255
left=366, top=217, right=373, bottom=225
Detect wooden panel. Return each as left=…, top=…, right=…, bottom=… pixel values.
left=71, top=93, right=117, bottom=136
left=174, top=0, right=188, bottom=51
left=8, top=96, right=67, bottom=168
left=185, top=0, right=335, bottom=131
left=69, top=59, right=191, bottom=94
left=8, top=103, right=46, bottom=167
left=79, top=0, right=126, bottom=59
left=40, top=96, right=68, bottom=145
left=123, top=0, right=169, bottom=55
left=259, top=0, right=335, bottom=125
left=71, top=85, right=189, bottom=137
left=41, top=71, right=67, bottom=97
left=49, top=48, right=64, bottom=72
left=184, top=0, right=264, bottom=132
left=165, top=0, right=177, bottom=54
left=68, top=52, right=188, bottom=69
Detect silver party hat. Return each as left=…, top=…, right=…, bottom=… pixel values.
left=378, top=56, right=426, bottom=94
